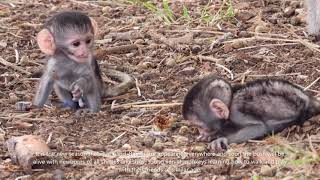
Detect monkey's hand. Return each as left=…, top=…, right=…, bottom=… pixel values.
left=209, top=137, right=228, bottom=152
left=197, top=131, right=213, bottom=142
left=196, top=129, right=215, bottom=142
left=70, top=83, right=83, bottom=101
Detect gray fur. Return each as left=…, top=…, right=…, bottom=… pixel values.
left=306, top=0, right=320, bottom=35
left=34, top=55, right=102, bottom=112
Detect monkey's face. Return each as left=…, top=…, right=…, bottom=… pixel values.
left=65, top=32, right=94, bottom=63
left=186, top=115, right=217, bottom=137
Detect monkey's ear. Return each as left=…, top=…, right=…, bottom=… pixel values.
left=209, top=99, right=229, bottom=120
left=37, top=29, right=55, bottom=55
left=90, top=17, right=99, bottom=36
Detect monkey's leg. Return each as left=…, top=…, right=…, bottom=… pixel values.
left=54, top=84, right=78, bottom=109
left=33, top=72, right=54, bottom=107
left=83, top=90, right=101, bottom=112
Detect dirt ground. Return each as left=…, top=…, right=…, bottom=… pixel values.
left=0, top=0, right=320, bottom=179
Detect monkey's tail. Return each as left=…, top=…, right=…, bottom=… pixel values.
left=103, top=69, right=135, bottom=97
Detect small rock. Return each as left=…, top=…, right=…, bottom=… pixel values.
left=131, top=118, right=142, bottom=125
left=35, top=173, right=53, bottom=180
left=0, top=41, right=7, bottom=48
left=223, top=44, right=233, bottom=53
left=178, top=67, right=196, bottom=76
left=191, top=145, right=207, bottom=153
left=53, top=169, right=65, bottom=180
left=231, top=40, right=246, bottom=49
left=302, top=49, right=313, bottom=57
left=174, top=136, right=189, bottom=145
left=290, top=17, right=301, bottom=26
left=30, top=53, right=38, bottom=59
left=290, top=1, right=301, bottom=8
left=178, top=126, right=189, bottom=135
left=152, top=173, right=163, bottom=179
left=255, top=25, right=269, bottom=33
left=134, top=39, right=144, bottom=44
left=149, top=43, right=159, bottom=49
left=155, top=90, right=165, bottom=95
left=137, top=61, right=154, bottom=69
left=102, top=6, right=112, bottom=14
left=165, top=58, right=176, bottom=67
left=9, top=93, right=19, bottom=103
left=191, top=45, right=202, bottom=54
left=238, top=31, right=251, bottom=38
left=236, top=10, right=255, bottom=21
left=260, top=165, right=277, bottom=177
left=139, top=171, right=152, bottom=179
left=122, top=144, right=132, bottom=150
left=0, top=133, right=5, bottom=143
left=283, top=7, right=295, bottom=17
left=142, top=136, right=155, bottom=147
left=152, top=141, right=164, bottom=151
left=15, top=121, right=33, bottom=129
left=55, top=126, right=68, bottom=134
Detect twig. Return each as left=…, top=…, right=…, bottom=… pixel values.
left=247, top=73, right=301, bottom=77
left=304, top=77, right=320, bottom=91
left=134, top=77, right=141, bottom=97
left=237, top=42, right=300, bottom=51
left=0, top=57, right=31, bottom=75
left=198, top=55, right=222, bottom=63
left=282, top=24, right=320, bottom=54
left=224, top=36, right=320, bottom=53
left=46, top=132, right=52, bottom=144
left=105, top=44, right=139, bottom=54
left=110, top=132, right=126, bottom=143
left=0, top=116, right=53, bottom=122
left=14, top=49, right=19, bottom=64
left=307, top=134, right=318, bottom=158
left=70, top=0, right=101, bottom=7
left=198, top=55, right=234, bottom=80
left=104, top=93, right=136, bottom=101
left=215, top=63, right=234, bottom=80
left=112, top=102, right=182, bottom=109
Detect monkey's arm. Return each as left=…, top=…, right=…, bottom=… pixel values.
left=33, top=70, right=54, bottom=107
left=209, top=125, right=268, bottom=151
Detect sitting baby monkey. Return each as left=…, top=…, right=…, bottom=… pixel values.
left=33, top=11, right=133, bottom=112
left=182, top=76, right=320, bottom=151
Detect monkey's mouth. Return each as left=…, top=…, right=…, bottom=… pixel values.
left=69, top=54, right=89, bottom=63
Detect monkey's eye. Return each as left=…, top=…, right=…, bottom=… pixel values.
left=85, top=39, right=91, bottom=44
left=72, top=41, right=81, bottom=47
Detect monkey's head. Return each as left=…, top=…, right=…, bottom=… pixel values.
left=37, top=11, right=98, bottom=63
left=182, top=76, right=232, bottom=136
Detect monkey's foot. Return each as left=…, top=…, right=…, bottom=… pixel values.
left=208, top=137, right=228, bottom=152
left=63, top=100, right=79, bottom=109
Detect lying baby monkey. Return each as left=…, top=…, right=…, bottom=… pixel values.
left=182, top=76, right=320, bottom=151
left=33, top=11, right=134, bottom=112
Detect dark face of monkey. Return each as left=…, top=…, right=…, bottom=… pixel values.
left=44, top=11, right=95, bottom=63
left=182, top=76, right=232, bottom=137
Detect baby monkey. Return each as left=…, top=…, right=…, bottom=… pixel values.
left=182, top=76, right=320, bottom=151
left=34, top=11, right=133, bottom=112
